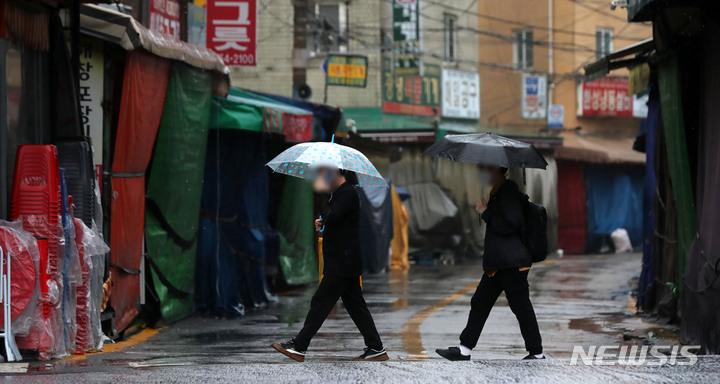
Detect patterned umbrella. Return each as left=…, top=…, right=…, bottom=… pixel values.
left=266, top=139, right=387, bottom=187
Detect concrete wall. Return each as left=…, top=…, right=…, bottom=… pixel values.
left=228, top=0, right=383, bottom=108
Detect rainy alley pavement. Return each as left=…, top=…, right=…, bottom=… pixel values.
left=7, top=253, right=720, bottom=383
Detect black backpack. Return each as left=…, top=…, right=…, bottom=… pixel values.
left=522, top=196, right=548, bottom=263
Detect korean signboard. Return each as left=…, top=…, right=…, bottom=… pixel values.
left=79, top=38, right=104, bottom=182
left=382, top=57, right=440, bottom=116
left=326, top=55, right=368, bottom=87
left=149, top=0, right=181, bottom=39
left=442, top=69, right=480, bottom=119
left=578, top=77, right=633, bottom=117
left=392, top=0, right=422, bottom=76
left=547, top=105, right=564, bottom=128
left=207, top=0, right=257, bottom=66
left=521, top=74, right=547, bottom=119
left=188, top=3, right=206, bottom=47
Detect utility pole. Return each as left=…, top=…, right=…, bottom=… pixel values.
left=548, top=0, right=554, bottom=107
left=292, top=0, right=309, bottom=92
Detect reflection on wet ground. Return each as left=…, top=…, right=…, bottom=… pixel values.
left=15, top=252, right=701, bottom=382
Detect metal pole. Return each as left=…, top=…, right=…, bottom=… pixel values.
left=0, top=39, right=7, bottom=220
left=71, top=0, right=81, bottom=93
left=547, top=0, right=554, bottom=106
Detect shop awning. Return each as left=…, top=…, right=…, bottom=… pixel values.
left=212, top=89, right=314, bottom=142
left=584, top=38, right=654, bottom=82
left=555, top=133, right=646, bottom=164
left=343, top=108, right=436, bottom=143
left=76, top=4, right=228, bottom=74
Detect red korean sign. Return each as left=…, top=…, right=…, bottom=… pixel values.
left=580, top=77, right=633, bottom=117
left=149, top=0, right=181, bottom=39
left=207, top=0, right=257, bottom=66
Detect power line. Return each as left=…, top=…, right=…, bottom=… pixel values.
left=416, top=0, right=648, bottom=42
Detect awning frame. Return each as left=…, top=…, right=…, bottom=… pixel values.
left=584, top=38, right=655, bottom=82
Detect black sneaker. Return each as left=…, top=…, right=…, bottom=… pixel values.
left=523, top=353, right=546, bottom=360
left=272, top=340, right=306, bottom=362
left=436, top=347, right=471, bottom=361
left=353, top=347, right=389, bottom=361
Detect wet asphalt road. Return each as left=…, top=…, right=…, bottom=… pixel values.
left=7, top=253, right=720, bottom=383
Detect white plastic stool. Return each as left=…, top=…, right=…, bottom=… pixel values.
left=0, top=246, right=22, bottom=362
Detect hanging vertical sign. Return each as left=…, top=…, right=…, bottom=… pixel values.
left=78, top=38, right=104, bottom=166
left=188, top=3, right=207, bottom=47
left=521, top=74, right=547, bottom=119
left=547, top=105, right=564, bottom=128
left=149, top=0, right=181, bottom=39
left=207, top=0, right=257, bottom=66
left=392, top=0, right=422, bottom=76
left=441, top=69, right=480, bottom=119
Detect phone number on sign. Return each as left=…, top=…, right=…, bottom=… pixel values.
left=219, top=53, right=255, bottom=66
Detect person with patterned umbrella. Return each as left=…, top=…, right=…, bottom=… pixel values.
left=268, top=136, right=389, bottom=362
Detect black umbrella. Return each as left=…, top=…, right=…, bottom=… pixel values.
left=424, top=133, right=548, bottom=169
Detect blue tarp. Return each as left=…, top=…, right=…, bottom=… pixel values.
left=196, top=129, right=274, bottom=317
left=638, top=94, right=660, bottom=308
left=359, top=184, right=393, bottom=275
left=585, top=165, right=644, bottom=252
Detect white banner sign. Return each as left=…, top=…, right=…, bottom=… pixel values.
left=79, top=38, right=104, bottom=166
left=442, top=69, right=480, bottom=119
left=521, top=74, right=547, bottom=119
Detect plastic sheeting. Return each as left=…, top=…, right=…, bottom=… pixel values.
left=196, top=130, right=274, bottom=317
left=557, top=160, right=587, bottom=254
left=384, top=150, right=462, bottom=254
left=358, top=185, right=393, bottom=275
left=658, top=54, right=697, bottom=298
left=60, top=169, right=82, bottom=356
left=110, top=50, right=170, bottom=332
left=145, top=62, right=212, bottom=324
left=389, top=186, right=409, bottom=271
left=584, top=165, right=644, bottom=253
left=73, top=218, right=109, bottom=352
left=0, top=220, right=39, bottom=337
left=276, top=177, right=317, bottom=285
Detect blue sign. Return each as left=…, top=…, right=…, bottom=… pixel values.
left=547, top=104, right=564, bottom=129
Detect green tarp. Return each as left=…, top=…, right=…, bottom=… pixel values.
left=212, top=89, right=312, bottom=133
left=658, top=53, right=697, bottom=303
left=275, top=176, right=318, bottom=285
left=145, top=62, right=213, bottom=323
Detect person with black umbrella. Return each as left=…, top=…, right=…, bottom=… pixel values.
left=426, top=134, right=546, bottom=361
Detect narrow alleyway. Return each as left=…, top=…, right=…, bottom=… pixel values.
left=11, top=253, right=719, bottom=383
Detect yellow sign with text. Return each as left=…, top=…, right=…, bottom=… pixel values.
left=326, top=55, right=368, bottom=87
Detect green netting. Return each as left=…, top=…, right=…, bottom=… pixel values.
left=145, top=62, right=213, bottom=323
left=276, top=176, right=318, bottom=285
left=658, top=54, right=697, bottom=302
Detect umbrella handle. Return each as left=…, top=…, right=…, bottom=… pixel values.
left=318, top=215, right=325, bottom=232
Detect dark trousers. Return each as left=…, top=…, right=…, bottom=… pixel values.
left=294, top=275, right=383, bottom=352
left=459, top=268, right=543, bottom=355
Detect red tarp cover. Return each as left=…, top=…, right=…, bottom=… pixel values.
left=557, top=160, right=587, bottom=254
left=110, top=50, right=170, bottom=332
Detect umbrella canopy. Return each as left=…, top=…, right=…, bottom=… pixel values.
left=266, top=142, right=387, bottom=187
left=424, top=133, right=548, bottom=169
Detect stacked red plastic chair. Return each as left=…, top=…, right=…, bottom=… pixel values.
left=73, top=218, right=91, bottom=354
left=10, top=145, right=63, bottom=359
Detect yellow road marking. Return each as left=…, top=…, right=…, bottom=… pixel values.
left=402, top=281, right=479, bottom=359
left=59, top=326, right=162, bottom=362
left=401, top=258, right=562, bottom=359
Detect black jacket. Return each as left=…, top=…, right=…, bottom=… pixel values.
left=480, top=180, right=532, bottom=270
left=322, top=182, right=362, bottom=277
